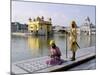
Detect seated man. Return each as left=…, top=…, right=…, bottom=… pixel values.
left=46, top=40, right=63, bottom=65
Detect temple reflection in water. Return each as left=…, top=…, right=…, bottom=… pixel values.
left=11, top=34, right=95, bottom=62
left=27, top=35, right=52, bottom=57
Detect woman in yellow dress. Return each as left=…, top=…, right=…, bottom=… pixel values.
left=69, top=21, right=79, bottom=61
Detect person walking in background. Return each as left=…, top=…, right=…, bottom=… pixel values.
left=69, top=21, right=79, bottom=61
left=46, top=40, right=63, bottom=65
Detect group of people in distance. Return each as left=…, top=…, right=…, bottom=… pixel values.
left=46, top=20, right=80, bottom=65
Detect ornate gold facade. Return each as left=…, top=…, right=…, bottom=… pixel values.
left=28, top=16, right=52, bottom=35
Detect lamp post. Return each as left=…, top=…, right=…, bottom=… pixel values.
left=65, top=31, right=68, bottom=58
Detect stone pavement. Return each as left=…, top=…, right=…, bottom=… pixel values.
left=13, top=56, right=52, bottom=73
left=11, top=46, right=96, bottom=74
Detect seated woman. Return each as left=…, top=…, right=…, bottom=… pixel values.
left=46, top=40, right=63, bottom=65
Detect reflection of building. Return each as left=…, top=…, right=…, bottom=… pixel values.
left=27, top=36, right=51, bottom=56
left=80, top=16, right=96, bottom=35
left=27, top=36, right=40, bottom=50
left=28, top=16, right=52, bottom=35
left=79, top=35, right=92, bottom=48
